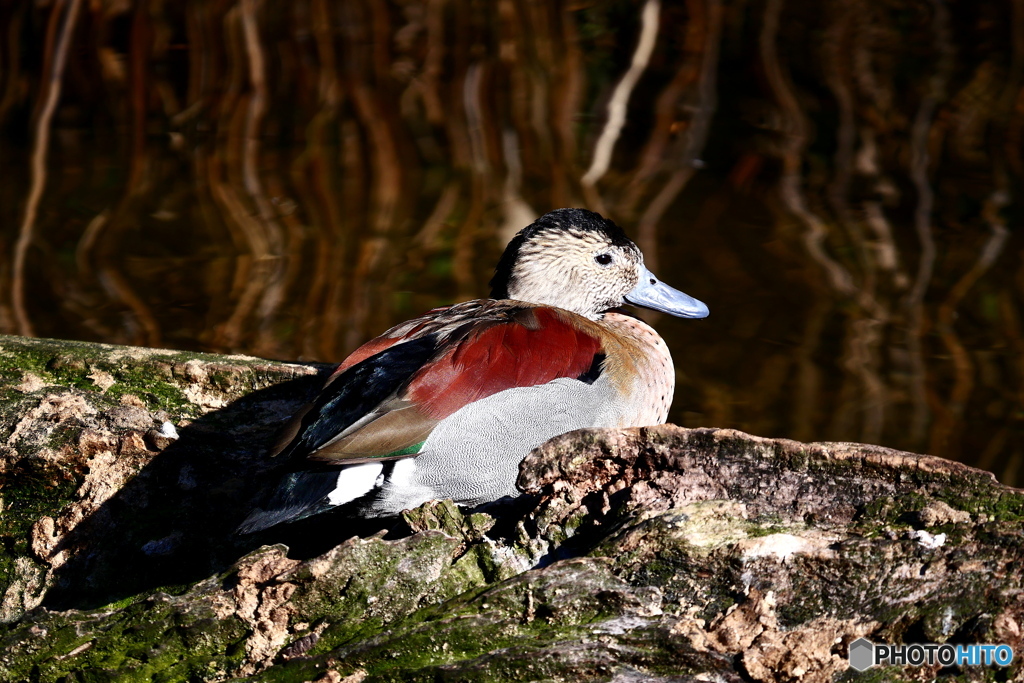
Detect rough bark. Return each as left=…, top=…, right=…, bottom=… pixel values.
left=0, top=334, right=1021, bottom=682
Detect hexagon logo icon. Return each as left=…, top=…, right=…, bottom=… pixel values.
left=848, top=638, right=874, bottom=671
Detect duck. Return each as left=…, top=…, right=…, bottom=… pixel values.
left=238, top=208, right=708, bottom=533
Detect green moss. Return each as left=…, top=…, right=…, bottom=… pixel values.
left=274, top=554, right=669, bottom=679
left=857, top=492, right=928, bottom=525
left=941, top=487, right=1024, bottom=522
left=834, top=665, right=913, bottom=683
left=283, top=530, right=491, bottom=658
left=308, top=615, right=392, bottom=656
left=745, top=514, right=788, bottom=537
left=774, top=532, right=1017, bottom=634
left=855, top=480, right=1024, bottom=537
left=0, top=335, right=325, bottom=423
left=0, top=338, right=194, bottom=419
left=0, top=594, right=249, bottom=682
left=352, top=624, right=592, bottom=679
left=101, top=594, right=143, bottom=611
left=105, top=375, right=194, bottom=416
left=1, top=456, right=81, bottom=536
left=1, top=426, right=89, bottom=607
left=281, top=602, right=711, bottom=683
left=45, top=422, right=81, bottom=450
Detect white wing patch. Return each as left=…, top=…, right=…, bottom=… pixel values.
left=327, top=462, right=384, bottom=507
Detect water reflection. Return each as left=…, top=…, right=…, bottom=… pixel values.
left=1, top=0, right=1021, bottom=485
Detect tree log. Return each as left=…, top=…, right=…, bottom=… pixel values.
left=0, top=335, right=1021, bottom=682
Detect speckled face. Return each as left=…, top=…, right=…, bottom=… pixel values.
left=506, top=225, right=644, bottom=319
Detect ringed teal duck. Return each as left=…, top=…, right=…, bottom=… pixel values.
left=238, top=208, right=708, bottom=533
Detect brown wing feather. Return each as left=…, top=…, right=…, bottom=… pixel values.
left=306, top=400, right=438, bottom=463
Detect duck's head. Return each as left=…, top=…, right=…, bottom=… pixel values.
left=489, top=208, right=709, bottom=321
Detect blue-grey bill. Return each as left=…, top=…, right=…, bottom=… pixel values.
left=624, top=267, right=709, bottom=319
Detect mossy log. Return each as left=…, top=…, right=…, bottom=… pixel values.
left=0, top=334, right=1021, bottom=682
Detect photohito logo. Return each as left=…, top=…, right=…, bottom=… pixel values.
left=848, top=638, right=1015, bottom=671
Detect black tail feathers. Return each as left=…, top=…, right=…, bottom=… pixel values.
left=235, top=469, right=340, bottom=534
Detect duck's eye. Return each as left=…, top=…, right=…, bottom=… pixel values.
left=595, top=253, right=613, bottom=266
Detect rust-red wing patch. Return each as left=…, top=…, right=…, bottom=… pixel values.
left=405, top=307, right=603, bottom=419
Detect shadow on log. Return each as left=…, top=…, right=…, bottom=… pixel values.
left=41, top=375, right=402, bottom=612
left=0, top=335, right=1021, bottom=682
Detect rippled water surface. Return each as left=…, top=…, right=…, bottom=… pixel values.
left=1, top=0, right=1021, bottom=485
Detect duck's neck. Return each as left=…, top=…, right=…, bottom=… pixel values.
left=597, top=312, right=675, bottom=425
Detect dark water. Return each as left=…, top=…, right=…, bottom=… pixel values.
left=1, top=0, right=1022, bottom=485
